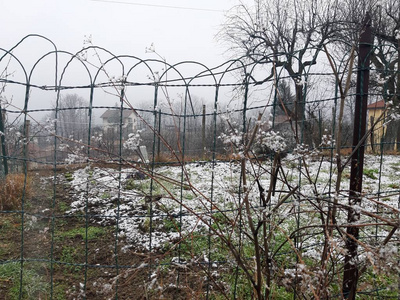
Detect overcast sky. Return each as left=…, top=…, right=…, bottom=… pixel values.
left=2, top=0, right=255, bottom=122
left=3, top=0, right=241, bottom=66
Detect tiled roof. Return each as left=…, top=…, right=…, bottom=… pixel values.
left=100, top=109, right=134, bottom=119
left=367, top=100, right=385, bottom=109
left=273, top=114, right=290, bottom=124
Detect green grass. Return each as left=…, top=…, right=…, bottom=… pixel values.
left=59, top=246, right=82, bottom=273
left=0, top=262, right=49, bottom=299
left=359, top=268, right=399, bottom=299
left=58, top=201, right=70, bottom=213
left=100, top=192, right=111, bottom=199
left=388, top=183, right=399, bottom=189
left=52, top=284, right=68, bottom=300
left=141, top=217, right=151, bottom=233
left=56, top=226, right=107, bottom=241
left=125, top=178, right=163, bottom=193
left=223, top=267, right=255, bottom=299
left=64, top=172, right=74, bottom=182
left=269, top=285, right=293, bottom=299
left=363, top=168, right=379, bottom=179
left=163, top=218, right=178, bottom=232
left=0, top=217, right=13, bottom=233
left=183, top=192, right=195, bottom=200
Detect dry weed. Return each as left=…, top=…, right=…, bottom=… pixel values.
left=0, top=173, right=32, bottom=211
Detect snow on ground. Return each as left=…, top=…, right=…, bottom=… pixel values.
left=65, top=155, right=400, bottom=251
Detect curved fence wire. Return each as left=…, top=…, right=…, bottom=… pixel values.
left=0, top=34, right=399, bottom=299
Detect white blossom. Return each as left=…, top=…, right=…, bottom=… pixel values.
left=258, top=130, right=286, bottom=152
left=123, top=131, right=142, bottom=151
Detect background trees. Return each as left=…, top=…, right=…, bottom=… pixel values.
left=222, top=0, right=341, bottom=145
left=220, top=1, right=399, bottom=298
left=337, top=0, right=400, bottom=150
left=54, top=94, right=90, bottom=142
left=222, top=0, right=399, bottom=150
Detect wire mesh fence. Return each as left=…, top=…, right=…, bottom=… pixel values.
left=0, top=34, right=399, bottom=299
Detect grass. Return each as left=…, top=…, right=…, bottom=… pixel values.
left=224, top=267, right=255, bottom=299
left=59, top=247, right=83, bottom=273
left=100, top=192, right=111, bottom=199
left=125, top=178, right=165, bottom=193
left=177, top=233, right=230, bottom=262
left=0, top=173, right=32, bottom=211
left=359, top=269, right=399, bottom=299
left=52, top=284, right=68, bottom=300
left=58, top=201, right=70, bottom=213
left=0, top=216, right=13, bottom=232
left=64, top=172, right=74, bottom=182
left=0, top=262, right=49, bottom=299
left=125, top=177, right=182, bottom=197
left=56, top=226, right=107, bottom=241
left=363, top=168, right=379, bottom=179
left=183, top=192, right=195, bottom=200
left=1, top=154, right=400, bottom=299
left=388, top=183, right=400, bottom=189
left=163, top=218, right=179, bottom=232
left=141, top=217, right=151, bottom=233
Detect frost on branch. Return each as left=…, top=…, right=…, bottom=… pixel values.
left=59, top=140, right=87, bottom=165
left=218, top=113, right=244, bottom=153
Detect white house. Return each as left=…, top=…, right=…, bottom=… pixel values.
left=100, top=109, right=138, bottom=136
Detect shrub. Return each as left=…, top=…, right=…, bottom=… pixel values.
left=0, top=173, right=32, bottom=211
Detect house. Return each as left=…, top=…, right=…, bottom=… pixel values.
left=367, top=100, right=391, bottom=152
left=100, top=109, right=138, bottom=137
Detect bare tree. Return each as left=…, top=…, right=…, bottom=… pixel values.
left=221, top=0, right=341, bottom=144
left=337, top=0, right=400, bottom=151
left=54, top=93, right=90, bottom=142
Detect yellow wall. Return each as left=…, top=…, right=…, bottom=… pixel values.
left=367, top=107, right=386, bottom=153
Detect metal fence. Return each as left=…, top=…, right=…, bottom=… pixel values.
left=0, top=33, right=399, bottom=299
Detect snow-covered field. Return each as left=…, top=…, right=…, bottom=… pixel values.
left=65, top=154, right=400, bottom=254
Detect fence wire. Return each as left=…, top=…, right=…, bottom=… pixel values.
left=0, top=35, right=399, bottom=299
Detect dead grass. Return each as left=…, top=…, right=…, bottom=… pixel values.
left=0, top=173, right=32, bottom=211
left=154, top=153, right=176, bottom=163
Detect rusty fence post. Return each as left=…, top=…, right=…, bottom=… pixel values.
left=342, top=13, right=373, bottom=299
left=24, top=120, right=31, bottom=171
left=157, top=109, right=161, bottom=159
left=202, top=104, right=206, bottom=158
left=0, top=106, right=8, bottom=176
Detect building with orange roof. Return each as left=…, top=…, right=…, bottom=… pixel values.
left=367, top=100, right=392, bottom=152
